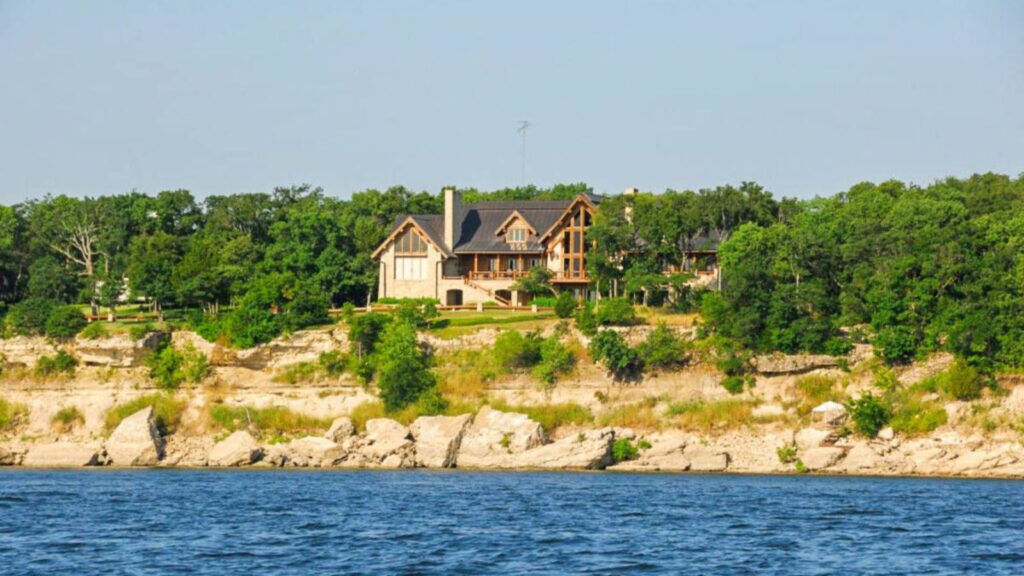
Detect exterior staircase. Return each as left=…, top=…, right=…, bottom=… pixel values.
left=464, top=277, right=511, bottom=306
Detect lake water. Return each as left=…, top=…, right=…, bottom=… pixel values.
left=0, top=470, right=1022, bottom=575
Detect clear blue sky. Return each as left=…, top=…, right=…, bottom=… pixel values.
left=1, top=1, right=1021, bottom=202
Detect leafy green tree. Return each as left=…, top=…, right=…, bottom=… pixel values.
left=376, top=320, right=436, bottom=412
left=127, top=232, right=183, bottom=320
left=588, top=330, right=641, bottom=380
left=45, top=305, right=87, bottom=339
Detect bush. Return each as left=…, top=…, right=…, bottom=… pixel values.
left=493, top=330, right=542, bottom=371
left=874, top=326, right=917, bottom=364
left=575, top=302, right=598, bottom=336
left=720, top=375, right=746, bottom=395
left=35, top=350, right=78, bottom=377
left=128, top=322, right=156, bottom=341
left=273, top=361, right=319, bottom=384
left=890, top=401, right=947, bottom=435
left=715, top=350, right=749, bottom=376
left=347, top=312, right=391, bottom=358
left=6, top=297, right=56, bottom=336
left=394, top=300, right=439, bottom=328
left=146, top=344, right=209, bottom=390
left=0, top=397, right=29, bottom=432
left=554, top=292, right=577, bottom=319
left=595, top=298, right=637, bottom=326
left=776, top=445, right=798, bottom=464
left=530, top=296, right=557, bottom=308
left=376, top=320, right=435, bottom=412
left=793, top=374, right=838, bottom=415
left=589, top=330, right=641, bottom=380
left=940, top=359, right=981, bottom=400
left=532, top=336, right=576, bottom=385
left=105, top=394, right=185, bottom=435
left=823, top=336, right=854, bottom=356
left=414, top=387, right=448, bottom=416
left=45, top=305, right=87, bottom=339
left=664, top=399, right=754, bottom=433
left=848, top=393, right=889, bottom=437
left=318, top=350, right=347, bottom=376
left=636, top=323, right=688, bottom=370
left=79, top=321, right=108, bottom=340
left=611, top=438, right=639, bottom=463
left=51, top=405, right=84, bottom=432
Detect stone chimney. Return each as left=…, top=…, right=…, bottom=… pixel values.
left=624, top=187, right=638, bottom=196
left=443, top=187, right=462, bottom=251
left=623, top=187, right=637, bottom=222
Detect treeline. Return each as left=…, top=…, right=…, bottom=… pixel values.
left=700, top=173, right=1024, bottom=370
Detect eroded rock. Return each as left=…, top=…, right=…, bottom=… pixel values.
left=265, top=436, right=346, bottom=468
left=325, top=417, right=356, bottom=443
left=208, top=431, right=262, bottom=466
left=752, top=353, right=837, bottom=375
left=23, top=442, right=102, bottom=467
left=105, top=407, right=164, bottom=466
left=513, top=428, right=615, bottom=470
left=802, top=447, right=845, bottom=471
left=457, top=407, right=545, bottom=468
left=410, top=414, right=473, bottom=468
left=685, top=446, right=730, bottom=472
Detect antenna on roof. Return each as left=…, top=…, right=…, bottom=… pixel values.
left=517, top=120, right=530, bottom=187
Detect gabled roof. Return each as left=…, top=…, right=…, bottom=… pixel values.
left=371, top=214, right=453, bottom=258
left=376, top=194, right=604, bottom=257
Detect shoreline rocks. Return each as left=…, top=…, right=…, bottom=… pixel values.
left=105, top=407, right=165, bottom=466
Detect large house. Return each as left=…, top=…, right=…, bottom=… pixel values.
left=372, top=188, right=719, bottom=306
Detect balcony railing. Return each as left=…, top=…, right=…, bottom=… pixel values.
left=467, top=270, right=528, bottom=280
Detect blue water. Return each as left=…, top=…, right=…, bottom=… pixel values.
left=0, top=470, right=1022, bottom=575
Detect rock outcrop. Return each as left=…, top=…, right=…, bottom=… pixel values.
left=339, top=419, right=415, bottom=468
left=325, top=417, right=356, bottom=443
left=161, top=436, right=213, bottom=467
left=174, top=329, right=347, bottom=370
left=0, top=445, right=24, bottom=466
left=752, top=353, right=838, bottom=375
left=410, top=414, right=473, bottom=468
left=265, top=437, right=346, bottom=467
left=105, top=407, right=164, bottom=466
left=208, top=431, right=262, bottom=466
left=684, top=446, right=730, bottom=472
left=74, top=332, right=166, bottom=367
left=23, top=442, right=102, bottom=467
left=512, top=428, right=615, bottom=469
left=0, top=337, right=58, bottom=367
left=457, top=407, right=546, bottom=468
left=801, top=447, right=846, bottom=471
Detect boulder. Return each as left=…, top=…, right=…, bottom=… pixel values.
left=457, top=407, right=546, bottom=468
left=0, top=445, right=24, bottom=466
left=23, top=442, right=102, bottom=467
left=338, top=419, right=415, bottom=468
left=795, top=427, right=832, bottom=450
left=685, top=447, right=730, bottom=472
left=161, top=436, right=213, bottom=467
left=752, top=353, right=837, bottom=374
left=105, top=407, right=164, bottom=466
left=838, top=444, right=881, bottom=472
left=325, top=417, right=356, bottom=443
left=208, top=431, right=262, bottom=466
left=410, top=414, right=473, bottom=468
left=265, top=437, right=346, bottom=467
left=609, top=437, right=688, bottom=472
left=877, top=427, right=895, bottom=441
left=801, top=447, right=845, bottom=471
left=513, top=428, right=616, bottom=470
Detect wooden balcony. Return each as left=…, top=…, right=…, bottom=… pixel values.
left=467, top=270, right=528, bottom=281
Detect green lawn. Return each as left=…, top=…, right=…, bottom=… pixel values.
left=427, top=310, right=558, bottom=339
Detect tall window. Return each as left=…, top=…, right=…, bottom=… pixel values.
left=395, top=229, right=428, bottom=255
left=395, top=257, right=427, bottom=280
left=507, top=228, right=526, bottom=243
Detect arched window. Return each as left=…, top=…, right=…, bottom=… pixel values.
left=395, top=228, right=428, bottom=255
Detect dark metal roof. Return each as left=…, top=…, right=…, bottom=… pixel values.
left=384, top=194, right=605, bottom=256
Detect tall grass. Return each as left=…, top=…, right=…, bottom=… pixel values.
left=208, top=404, right=330, bottom=440
left=51, top=405, right=84, bottom=433
left=664, top=399, right=755, bottom=433
left=489, top=400, right=593, bottom=433
left=0, top=397, right=29, bottom=432
left=596, top=397, right=666, bottom=430
left=104, top=394, right=186, bottom=436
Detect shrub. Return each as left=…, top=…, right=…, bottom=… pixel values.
left=6, top=297, right=56, bottom=336
left=348, top=401, right=388, bottom=432
left=128, top=322, right=156, bottom=341
left=79, top=321, right=108, bottom=340
left=636, top=323, right=688, bottom=370
left=890, top=401, right=947, bottom=435
left=794, top=375, right=839, bottom=416
left=532, top=336, right=576, bottom=385
left=45, top=305, right=87, bottom=339
left=611, top=438, right=639, bottom=463
left=847, top=393, right=889, bottom=437
left=51, top=405, right=84, bottom=432
left=0, top=397, right=29, bottom=432
left=376, top=320, right=435, bottom=412
left=493, top=330, right=543, bottom=371
left=531, top=296, right=558, bottom=308
left=874, top=326, right=917, bottom=364
left=146, top=344, right=209, bottom=390
left=940, top=360, right=981, bottom=401
left=35, top=350, right=78, bottom=377
left=715, top=351, right=749, bottom=376
left=595, top=298, right=637, bottom=326
left=105, top=394, right=185, bottom=435
left=318, top=350, right=347, bottom=376
left=776, top=445, right=798, bottom=464
left=347, top=312, right=391, bottom=358
left=720, top=375, right=746, bottom=395
left=637, top=439, right=652, bottom=450
left=414, top=387, right=449, bottom=416
left=575, top=302, right=598, bottom=336
left=274, top=361, right=319, bottom=384
left=394, top=300, right=439, bottom=328
left=823, top=337, right=854, bottom=356
left=554, top=292, right=578, bottom=319
left=208, top=404, right=329, bottom=439
left=589, top=330, right=641, bottom=380
left=491, top=401, right=593, bottom=433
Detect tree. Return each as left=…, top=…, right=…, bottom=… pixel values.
left=375, top=320, right=436, bottom=412
left=589, top=329, right=641, bottom=380
left=511, top=267, right=555, bottom=297
left=127, top=232, right=183, bottom=320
